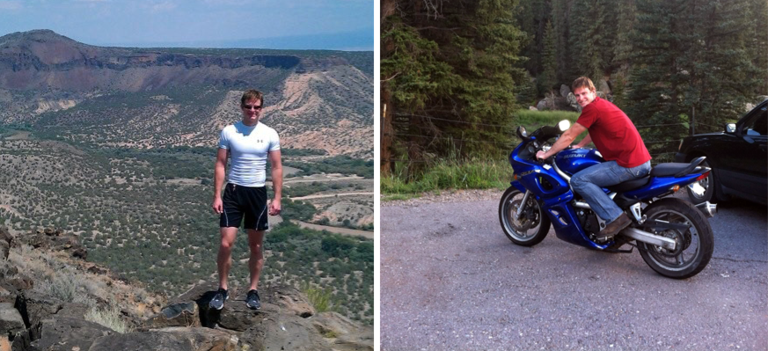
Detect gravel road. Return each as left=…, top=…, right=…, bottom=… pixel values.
left=380, top=190, right=767, bottom=351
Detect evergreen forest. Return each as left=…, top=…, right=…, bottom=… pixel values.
left=381, top=0, right=768, bottom=169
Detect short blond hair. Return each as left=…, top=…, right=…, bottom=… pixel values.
left=572, top=77, right=596, bottom=92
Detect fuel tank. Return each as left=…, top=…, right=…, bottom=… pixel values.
left=555, top=148, right=605, bottom=176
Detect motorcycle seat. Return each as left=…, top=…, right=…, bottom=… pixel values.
left=606, top=176, right=650, bottom=192
left=650, top=156, right=706, bottom=177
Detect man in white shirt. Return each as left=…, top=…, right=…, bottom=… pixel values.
left=210, top=89, right=282, bottom=310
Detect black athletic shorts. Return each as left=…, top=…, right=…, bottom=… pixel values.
left=219, top=183, right=269, bottom=230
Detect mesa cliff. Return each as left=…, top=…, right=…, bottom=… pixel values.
left=0, top=30, right=373, bottom=158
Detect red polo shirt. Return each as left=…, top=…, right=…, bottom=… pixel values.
left=576, top=97, right=651, bottom=168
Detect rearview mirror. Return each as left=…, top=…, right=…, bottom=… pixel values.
left=558, top=120, right=571, bottom=132
left=725, top=123, right=736, bottom=133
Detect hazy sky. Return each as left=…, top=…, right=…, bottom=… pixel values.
left=0, top=0, right=373, bottom=49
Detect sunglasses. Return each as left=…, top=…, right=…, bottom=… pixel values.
left=242, top=104, right=263, bottom=111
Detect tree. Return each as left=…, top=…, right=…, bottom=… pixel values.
left=381, top=0, right=528, bottom=168
left=627, top=0, right=761, bottom=160
left=538, top=20, right=558, bottom=93
left=568, top=0, right=607, bottom=83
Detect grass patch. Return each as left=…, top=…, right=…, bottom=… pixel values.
left=513, top=109, right=580, bottom=126
left=34, top=270, right=94, bottom=307
left=302, top=283, right=337, bottom=313
left=85, top=305, right=132, bottom=333
left=381, top=193, right=421, bottom=202
left=381, top=157, right=513, bottom=195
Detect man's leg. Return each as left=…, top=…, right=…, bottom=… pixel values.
left=246, top=229, right=265, bottom=291
left=217, top=227, right=238, bottom=290
left=571, top=161, right=650, bottom=238
left=570, top=161, right=627, bottom=222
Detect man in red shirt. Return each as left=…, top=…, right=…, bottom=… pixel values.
left=537, top=77, right=651, bottom=240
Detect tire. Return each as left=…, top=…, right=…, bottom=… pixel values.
left=686, top=160, right=716, bottom=204
left=636, top=198, right=714, bottom=279
left=498, top=187, right=551, bottom=246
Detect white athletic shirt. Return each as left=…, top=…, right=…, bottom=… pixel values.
left=218, top=121, right=280, bottom=187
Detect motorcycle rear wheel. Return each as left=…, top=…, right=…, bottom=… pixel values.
left=498, top=187, right=551, bottom=246
left=636, top=198, right=714, bottom=279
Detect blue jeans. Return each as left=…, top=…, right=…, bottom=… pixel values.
left=570, top=160, right=651, bottom=222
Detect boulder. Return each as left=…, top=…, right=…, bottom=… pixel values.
left=14, top=291, right=89, bottom=329
left=240, top=313, right=332, bottom=351
left=599, top=79, right=611, bottom=95
left=567, top=92, right=581, bottom=112
left=15, top=291, right=60, bottom=327
left=0, top=302, right=25, bottom=337
left=0, top=226, right=14, bottom=248
left=143, top=302, right=200, bottom=329
left=0, top=285, right=13, bottom=304
left=217, top=301, right=276, bottom=332
left=0, top=241, right=8, bottom=262
left=536, top=99, right=549, bottom=111
left=19, top=228, right=85, bottom=258
left=29, top=317, right=114, bottom=351
left=262, top=285, right=315, bottom=318
left=333, top=331, right=374, bottom=351
left=89, top=327, right=238, bottom=351
left=312, top=312, right=361, bottom=336
left=560, top=84, right=571, bottom=98
left=312, top=312, right=373, bottom=351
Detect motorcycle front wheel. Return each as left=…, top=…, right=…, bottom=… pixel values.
left=498, top=186, right=551, bottom=246
left=636, top=198, right=714, bottom=279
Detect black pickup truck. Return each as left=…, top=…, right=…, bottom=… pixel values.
left=675, top=99, right=767, bottom=205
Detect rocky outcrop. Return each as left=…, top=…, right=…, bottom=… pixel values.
left=17, top=228, right=85, bottom=259
left=1, top=226, right=372, bottom=351
left=170, top=282, right=364, bottom=350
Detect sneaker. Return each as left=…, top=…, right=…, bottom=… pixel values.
left=597, top=213, right=632, bottom=241
left=246, top=289, right=261, bottom=310
left=209, top=288, right=228, bottom=310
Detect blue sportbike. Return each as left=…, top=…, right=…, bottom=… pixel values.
left=499, top=120, right=715, bottom=279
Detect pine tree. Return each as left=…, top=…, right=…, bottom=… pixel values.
left=627, top=0, right=761, bottom=161
left=380, top=0, right=527, bottom=165
left=539, top=20, right=558, bottom=93
left=613, top=0, right=636, bottom=72
left=551, top=0, right=572, bottom=83
left=746, top=0, right=768, bottom=95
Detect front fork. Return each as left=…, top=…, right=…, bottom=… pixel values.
left=515, top=190, right=532, bottom=220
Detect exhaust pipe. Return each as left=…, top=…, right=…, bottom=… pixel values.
left=620, top=227, right=677, bottom=251
left=695, top=201, right=717, bottom=218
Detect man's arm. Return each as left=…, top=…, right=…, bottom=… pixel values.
left=212, top=148, right=228, bottom=214
left=573, top=133, right=592, bottom=149
left=536, top=122, right=588, bottom=159
left=268, top=150, right=282, bottom=215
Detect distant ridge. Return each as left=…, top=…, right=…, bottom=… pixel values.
left=0, top=29, right=373, bottom=158
left=97, top=27, right=375, bottom=51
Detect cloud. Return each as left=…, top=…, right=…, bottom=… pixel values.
left=0, top=1, right=22, bottom=10
left=143, top=0, right=177, bottom=13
